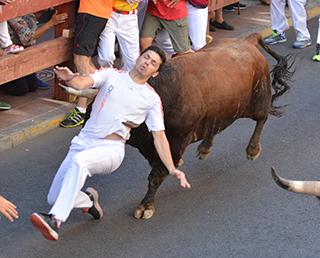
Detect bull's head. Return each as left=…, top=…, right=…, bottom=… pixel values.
left=271, top=167, right=320, bottom=196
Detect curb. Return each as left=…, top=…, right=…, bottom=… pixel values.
left=0, top=103, right=72, bottom=152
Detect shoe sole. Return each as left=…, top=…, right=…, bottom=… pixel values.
left=265, top=39, right=287, bottom=45
left=86, top=187, right=103, bottom=219
left=30, top=213, right=58, bottom=241
left=293, top=43, right=312, bottom=49
left=0, top=107, right=11, bottom=110
left=59, top=120, right=84, bottom=128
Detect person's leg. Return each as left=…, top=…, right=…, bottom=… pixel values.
left=5, top=78, right=29, bottom=96
left=288, top=0, right=311, bottom=48
left=97, top=12, right=117, bottom=68
left=137, top=0, right=148, bottom=31
left=0, top=21, right=24, bottom=54
left=49, top=138, right=125, bottom=222
left=187, top=3, right=208, bottom=51
left=116, top=13, right=140, bottom=71
left=264, top=0, right=288, bottom=45
left=31, top=137, right=125, bottom=240
left=161, top=17, right=193, bottom=55
left=270, top=0, right=288, bottom=33
left=155, top=30, right=176, bottom=56
left=61, top=13, right=107, bottom=128
left=140, top=13, right=161, bottom=51
left=0, top=21, right=13, bottom=48
left=210, top=8, right=234, bottom=30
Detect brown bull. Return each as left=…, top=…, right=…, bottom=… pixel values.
left=127, top=33, right=293, bottom=219
left=72, top=33, right=293, bottom=219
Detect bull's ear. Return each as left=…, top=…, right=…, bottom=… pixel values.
left=151, top=71, right=159, bottom=78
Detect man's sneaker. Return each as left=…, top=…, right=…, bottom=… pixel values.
left=30, top=212, right=59, bottom=241
left=60, top=107, right=86, bottom=128
left=312, top=54, right=320, bottom=62
left=292, top=39, right=312, bottom=49
left=264, top=30, right=287, bottom=45
left=0, top=101, right=11, bottom=110
left=82, top=187, right=103, bottom=220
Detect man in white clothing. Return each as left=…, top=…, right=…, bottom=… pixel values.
left=30, top=45, right=191, bottom=241
left=263, top=0, right=312, bottom=49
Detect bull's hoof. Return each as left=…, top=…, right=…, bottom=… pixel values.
left=134, top=203, right=155, bottom=220
left=196, top=152, right=210, bottom=160
left=246, top=143, right=262, bottom=160
left=196, top=145, right=212, bottom=160
left=177, top=159, right=184, bottom=167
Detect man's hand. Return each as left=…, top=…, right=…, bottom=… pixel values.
left=170, top=168, right=191, bottom=188
left=48, top=10, right=68, bottom=26
left=54, top=66, right=78, bottom=82
left=0, top=195, right=18, bottom=222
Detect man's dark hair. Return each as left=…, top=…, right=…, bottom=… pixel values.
left=140, top=44, right=167, bottom=71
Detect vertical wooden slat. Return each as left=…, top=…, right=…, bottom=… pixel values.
left=53, top=2, right=75, bottom=101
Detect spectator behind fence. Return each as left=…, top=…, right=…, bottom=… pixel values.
left=263, top=0, right=311, bottom=49
left=0, top=0, right=23, bottom=109
left=140, top=0, right=194, bottom=55
left=0, top=0, right=24, bottom=54
left=60, top=0, right=113, bottom=129
left=1, top=10, right=68, bottom=96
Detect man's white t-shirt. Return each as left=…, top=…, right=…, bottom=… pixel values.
left=79, top=68, right=165, bottom=140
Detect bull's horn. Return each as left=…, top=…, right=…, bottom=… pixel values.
left=59, top=83, right=98, bottom=99
left=271, top=167, right=320, bottom=197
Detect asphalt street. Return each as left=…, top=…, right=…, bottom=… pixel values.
left=0, top=17, right=320, bottom=258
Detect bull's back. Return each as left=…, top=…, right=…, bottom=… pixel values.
left=171, top=38, right=270, bottom=119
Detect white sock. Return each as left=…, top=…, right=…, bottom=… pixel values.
left=76, top=106, right=86, bottom=113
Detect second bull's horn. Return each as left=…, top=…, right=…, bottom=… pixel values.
left=59, top=83, right=98, bottom=99
left=271, top=167, right=320, bottom=197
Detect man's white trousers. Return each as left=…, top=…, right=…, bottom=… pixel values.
left=270, top=0, right=310, bottom=41
left=47, top=135, right=125, bottom=222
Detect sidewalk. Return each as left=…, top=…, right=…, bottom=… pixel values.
left=0, top=0, right=319, bottom=152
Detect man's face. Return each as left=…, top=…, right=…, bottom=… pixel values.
left=134, top=50, right=162, bottom=78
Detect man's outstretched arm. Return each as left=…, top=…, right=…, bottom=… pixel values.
left=152, top=131, right=191, bottom=189
left=54, top=66, right=94, bottom=89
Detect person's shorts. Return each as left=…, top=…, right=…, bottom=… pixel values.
left=73, top=13, right=108, bottom=56
left=140, top=13, right=190, bottom=53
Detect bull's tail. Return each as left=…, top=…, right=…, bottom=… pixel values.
left=246, top=33, right=295, bottom=116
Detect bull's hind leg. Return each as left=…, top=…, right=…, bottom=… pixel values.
left=196, top=118, right=216, bottom=160
left=134, top=165, right=167, bottom=220
left=246, top=116, right=267, bottom=160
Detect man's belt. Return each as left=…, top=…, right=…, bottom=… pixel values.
left=112, top=7, right=137, bottom=15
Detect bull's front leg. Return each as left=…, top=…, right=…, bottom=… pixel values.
left=134, top=165, right=167, bottom=220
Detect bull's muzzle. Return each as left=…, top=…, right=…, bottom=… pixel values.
left=271, top=167, right=320, bottom=197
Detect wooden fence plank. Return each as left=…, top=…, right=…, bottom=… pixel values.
left=0, top=0, right=74, bottom=22
left=0, top=37, right=73, bottom=85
